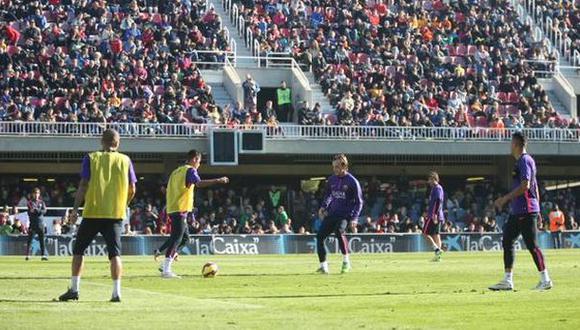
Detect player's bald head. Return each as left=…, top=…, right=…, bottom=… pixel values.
left=102, top=128, right=120, bottom=150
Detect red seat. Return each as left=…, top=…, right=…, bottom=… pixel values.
left=358, top=53, right=369, bottom=63
left=508, top=92, right=519, bottom=104
left=476, top=116, right=488, bottom=127
left=7, top=45, right=19, bottom=56
left=467, top=45, right=477, bottom=56
left=447, top=45, right=456, bottom=56
left=497, top=92, right=508, bottom=103
left=456, top=45, right=467, bottom=56
left=54, top=97, right=66, bottom=108
left=154, top=85, right=165, bottom=95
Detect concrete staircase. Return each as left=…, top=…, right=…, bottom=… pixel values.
left=200, top=70, right=235, bottom=108
left=303, top=71, right=334, bottom=115
left=209, top=0, right=256, bottom=67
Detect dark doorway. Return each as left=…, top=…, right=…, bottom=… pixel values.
left=257, top=87, right=277, bottom=114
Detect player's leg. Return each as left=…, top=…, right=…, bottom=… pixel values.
left=162, top=213, right=186, bottom=277
left=520, top=214, right=552, bottom=290
left=316, top=217, right=335, bottom=274
left=38, top=222, right=47, bottom=260
left=422, top=218, right=441, bottom=260
left=25, top=225, right=34, bottom=260
left=489, top=216, right=519, bottom=291
left=59, top=220, right=99, bottom=301
left=333, top=218, right=351, bottom=273
left=100, top=220, right=123, bottom=301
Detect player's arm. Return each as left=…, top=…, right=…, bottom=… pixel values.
left=127, top=159, right=137, bottom=205
left=196, top=177, right=229, bottom=188
left=350, top=177, right=363, bottom=222
left=319, top=178, right=332, bottom=218
left=495, top=159, right=531, bottom=209
left=70, top=178, right=89, bottom=223
left=186, top=168, right=228, bottom=188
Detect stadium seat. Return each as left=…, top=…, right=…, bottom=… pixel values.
left=447, top=45, right=456, bottom=56
left=7, top=46, right=19, bottom=56
left=154, top=85, right=165, bottom=95
left=456, top=45, right=467, bottom=56
left=497, top=92, right=508, bottom=103
left=467, top=45, right=477, bottom=56
left=508, top=92, right=519, bottom=104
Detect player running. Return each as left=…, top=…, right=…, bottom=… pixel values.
left=25, top=187, right=48, bottom=261
left=59, top=129, right=137, bottom=302
left=489, top=132, right=553, bottom=291
left=316, top=154, right=363, bottom=274
left=157, top=150, right=228, bottom=278
left=423, top=172, right=445, bottom=262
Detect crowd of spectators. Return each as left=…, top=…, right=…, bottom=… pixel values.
left=524, top=0, right=580, bottom=61
left=1, top=176, right=578, bottom=237
left=0, top=0, right=238, bottom=129
left=238, top=0, right=578, bottom=130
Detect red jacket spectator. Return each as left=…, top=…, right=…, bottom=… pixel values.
left=110, top=37, right=122, bottom=55
left=4, top=25, right=20, bottom=45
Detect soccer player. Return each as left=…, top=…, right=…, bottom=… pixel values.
left=26, top=187, right=48, bottom=261
left=316, top=154, right=363, bottom=274
left=59, top=129, right=137, bottom=302
left=423, top=172, right=444, bottom=262
left=489, top=132, right=553, bottom=291
left=157, top=150, right=229, bottom=278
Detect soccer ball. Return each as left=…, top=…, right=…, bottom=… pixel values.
left=202, top=262, right=219, bottom=278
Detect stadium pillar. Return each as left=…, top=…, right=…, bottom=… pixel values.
left=495, top=157, right=512, bottom=191
left=163, top=158, right=180, bottom=176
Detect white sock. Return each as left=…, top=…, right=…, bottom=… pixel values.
left=113, top=279, right=121, bottom=298
left=343, top=255, right=350, bottom=264
left=163, top=257, right=173, bottom=273
left=320, top=261, right=328, bottom=271
left=70, top=276, right=80, bottom=292
left=540, top=270, right=550, bottom=282
left=504, top=272, right=513, bottom=283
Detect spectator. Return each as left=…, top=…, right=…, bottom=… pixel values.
left=124, top=223, right=135, bottom=236
left=274, top=205, right=289, bottom=227
left=549, top=204, right=565, bottom=249
left=142, top=204, right=158, bottom=233
left=242, top=74, right=260, bottom=110
left=276, top=81, right=293, bottom=122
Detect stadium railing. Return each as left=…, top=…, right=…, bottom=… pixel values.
left=1, top=122, right=578, bottom=142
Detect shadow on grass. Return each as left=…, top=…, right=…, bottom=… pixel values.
left=0, top=299, right=105, bottom=304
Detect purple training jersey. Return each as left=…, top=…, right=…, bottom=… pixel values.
left=321, top=173, right=363, bottom=220
left=186, top=168, right=201, bottom=187
left=510, top=153, right=540, bottom=215
left=427, top=183, right=444, bottom=221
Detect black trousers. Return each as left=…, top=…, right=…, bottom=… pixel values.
left=316, top=215, right=349, bottom=262
left=27, top=220, right=46, bottom=256
left=551, top=231, right=563, bottom=249
left=502, top=213, right=546, bottom=271
left=158, top=212, right=189, bottom=258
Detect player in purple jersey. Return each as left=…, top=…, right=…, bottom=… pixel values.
left=316, top=154, right=363, bottom=274
left=423, top=172, right=445, bottom=262
left=489, top=132, right=552, bottom=291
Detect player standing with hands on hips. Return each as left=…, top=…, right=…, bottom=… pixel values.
left=316, top=154, right=363, bottom=274
left=489, top=132, right=553, bottom=291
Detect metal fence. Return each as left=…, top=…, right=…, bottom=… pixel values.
left=1, top=122, right=579, bottom=142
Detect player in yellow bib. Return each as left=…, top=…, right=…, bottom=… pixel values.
left=156, top=150, right=228, bottom=278
left=59, top=129, right=136, bottom=302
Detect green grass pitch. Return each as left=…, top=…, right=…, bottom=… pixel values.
left=1, top=250, right=580, bottom=329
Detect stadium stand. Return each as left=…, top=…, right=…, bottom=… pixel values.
left=236, top=0, right=572, bottom=128
left=0, top=0, right=238, bottom=125
left=1, top=177, right=578, bottom=235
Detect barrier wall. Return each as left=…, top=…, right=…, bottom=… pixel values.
left=2, top=233, right=579, bottom=256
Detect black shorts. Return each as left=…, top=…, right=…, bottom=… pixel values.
left=73, top=218, right=122, bottom=259
left=423, top=217, right=441, bottom=235
left=28, top=219, right=45, bottom=235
